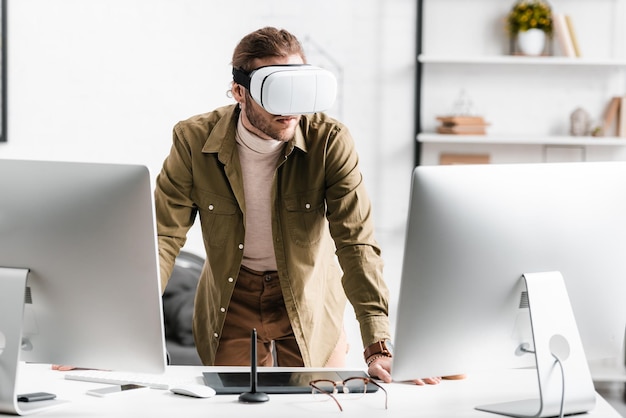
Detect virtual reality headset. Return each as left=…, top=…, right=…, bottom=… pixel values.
left=232, top=64, right=337, bottom=116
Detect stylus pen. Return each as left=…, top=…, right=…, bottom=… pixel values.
left=250, top=328, right=258, bottom=392
left=239, top=328, right=268, bottom=402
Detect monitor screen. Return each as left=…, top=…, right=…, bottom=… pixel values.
left=392, top=162, right=626, bottom=382
left=0, top=159, right=166, bottom=413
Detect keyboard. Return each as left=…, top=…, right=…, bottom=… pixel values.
left=64, top=369, right=191, bottom=390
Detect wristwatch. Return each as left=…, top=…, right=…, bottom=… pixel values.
left=363, top=340, right=393, bottom=364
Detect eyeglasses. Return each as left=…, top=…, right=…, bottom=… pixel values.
left=309, top=376, right=388, bottom=412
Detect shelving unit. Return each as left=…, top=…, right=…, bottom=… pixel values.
left=415, top=0, right=626, bottom=166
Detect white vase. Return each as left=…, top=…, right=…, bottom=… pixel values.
left=517, top=28, right=546, bottom=56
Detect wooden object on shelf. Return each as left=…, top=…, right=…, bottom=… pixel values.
left=436, top=115, right=489, bottom=135
left=439, top=153, right=490, bottom=165
left=620, top=96, right=626, bottom=137
left=437, top=125, right=487, bottom=135
left=553, top=14, right=575, bottom=57
left=603, top=96, right=621, bottom=137
left=436, top=115, right=486, bottom=125
left=564, top=15, right=581, bottom=57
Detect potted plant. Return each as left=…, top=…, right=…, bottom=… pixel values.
left=507, top=0, right=553, bottom=56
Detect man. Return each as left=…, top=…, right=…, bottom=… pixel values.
left=155, top=26, right=439, bottom=385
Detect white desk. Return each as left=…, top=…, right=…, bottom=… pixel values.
left=4, top=364, right=622, bottom=417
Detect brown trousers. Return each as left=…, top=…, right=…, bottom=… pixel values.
left=214, top=265, right=348, bottom=367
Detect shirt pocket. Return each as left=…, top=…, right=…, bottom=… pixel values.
left=193, top=190, right=239, bottom=248
left=284, top=189, right=326, bottom=247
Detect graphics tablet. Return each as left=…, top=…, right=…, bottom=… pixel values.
left=202, top=370, right=378, bottom=394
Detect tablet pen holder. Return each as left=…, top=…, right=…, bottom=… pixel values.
left=238, top=328, right=269, bottom=403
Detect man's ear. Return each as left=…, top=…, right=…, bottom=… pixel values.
left=232, top=83, right=246, bottom=103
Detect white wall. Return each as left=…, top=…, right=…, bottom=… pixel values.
left=1, top=0, right=416, bottom=233
left=0, top=0, right=417, bottom=367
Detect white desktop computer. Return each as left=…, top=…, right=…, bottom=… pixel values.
left=392, top=162, right=626, bottom=417
left=0, top=159, right=167, bottom=415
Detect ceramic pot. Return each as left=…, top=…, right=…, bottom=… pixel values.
left=517, top=28, right=546, bottom=56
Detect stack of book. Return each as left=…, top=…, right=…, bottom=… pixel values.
left=436, top=115, right=489, bottom=135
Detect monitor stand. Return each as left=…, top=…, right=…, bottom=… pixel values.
left=0, top=267, right=66, bottom=415
left=476, top=271, right=596, bottom=418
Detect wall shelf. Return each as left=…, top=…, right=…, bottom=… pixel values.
left=418, top=133, right=626, bottom=147
left=418, top=55, right=626, bottom=67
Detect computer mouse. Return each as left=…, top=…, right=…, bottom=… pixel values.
left=169, top=384, right=216, bottom=398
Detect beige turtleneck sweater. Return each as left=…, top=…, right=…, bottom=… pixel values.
left=235, top=118, right=286, bottom=272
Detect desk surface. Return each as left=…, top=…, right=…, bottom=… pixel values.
left=5, top=364, right=622, bottom=417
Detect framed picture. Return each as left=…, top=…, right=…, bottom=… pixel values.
left=0, top=0, right=6, bottom=142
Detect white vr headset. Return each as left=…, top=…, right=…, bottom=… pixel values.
left=233, top=64, right=337, bottom=115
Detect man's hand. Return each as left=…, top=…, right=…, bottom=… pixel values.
left=51, top=365, right=77, bottom=371
left=367, top=357, right=442, bottom=385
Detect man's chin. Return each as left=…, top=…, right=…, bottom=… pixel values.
left=271, top=124, right=298, bottom=142
left=275, top=132, right=295, bottom=142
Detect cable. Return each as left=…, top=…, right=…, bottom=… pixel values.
left=519, top=345, right=566, bottom=417
left=551, top=353, right=566, bottom=418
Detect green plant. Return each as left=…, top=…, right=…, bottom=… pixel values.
left=507, top=0, right=553, bottom=36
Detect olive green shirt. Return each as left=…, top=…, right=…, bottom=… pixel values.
left=155, top=104, right=390, bottom=366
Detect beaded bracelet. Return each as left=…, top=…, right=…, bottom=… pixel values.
left=366, top=353, right=392, bottom=367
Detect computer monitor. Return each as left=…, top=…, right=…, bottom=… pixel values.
left=0, top=159, right=167, bottom=415
left=392, top=162, right=626, bottom=417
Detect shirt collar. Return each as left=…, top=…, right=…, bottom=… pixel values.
left=201, top=105, right=308, bottom=156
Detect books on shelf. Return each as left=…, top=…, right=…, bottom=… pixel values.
left=436, top=115, right=489, bottom=135
left=553, top=14, right=575, bottom=57
left=436, top=116, right=486, bottom=126
left=620, top=97, right=626, bottom=137
left=603, top=96, right=621, bottom=136
left=437, top=125, right=488, bottom=135
left=602, top=96, right=626, bottom=137
left=553, top=13, right=581, bottom=58
left=564, top=15, right=581, bottom=57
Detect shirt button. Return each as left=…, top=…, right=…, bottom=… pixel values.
left=227, top=277, right=234, bottom=283
left=305, top=203, right=311, bottom=209
left=213, top=332, right=219, bottom=338
left=208, top=204, right=214, bottom=211
left=238, top=243, right=244, bottom=250
left=220, top=307, right=226, bottom=313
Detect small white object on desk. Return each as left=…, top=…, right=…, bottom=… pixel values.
left=169, top=384, right=216, bottom=399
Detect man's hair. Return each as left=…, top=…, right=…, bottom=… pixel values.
left=232, top=27, right=307, bottom=72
